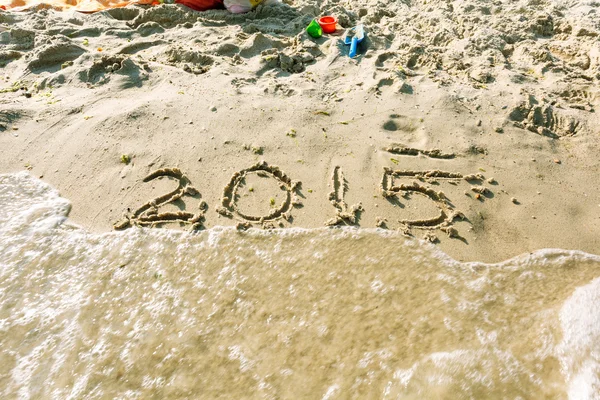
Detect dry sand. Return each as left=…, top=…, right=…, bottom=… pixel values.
left=1, top=0, right=599, bottom=262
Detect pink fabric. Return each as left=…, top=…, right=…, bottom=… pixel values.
left=175, top=0, right=223, bottom=11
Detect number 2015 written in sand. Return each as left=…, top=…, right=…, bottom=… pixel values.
left=114, top=151, right=495, bottom=238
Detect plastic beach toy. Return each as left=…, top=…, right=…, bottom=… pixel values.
left=306, top=19, right=323, bottom=38
left=318, top=16, right=337, bottom=34
left=343, top=24, right=365, bottom=58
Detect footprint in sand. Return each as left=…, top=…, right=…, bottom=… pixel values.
left=509, top=94, right=586, bottom=138
left=382, top=114, right=420, bottom=132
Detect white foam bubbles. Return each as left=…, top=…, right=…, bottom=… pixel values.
left=0, top=172, right=71, bottom=236
left=558, top=277, right=600, bottom=400
left=1, top=172, right=600, bottom=398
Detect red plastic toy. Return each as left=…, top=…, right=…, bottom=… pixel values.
left=318, top=16, right=337, bottom=34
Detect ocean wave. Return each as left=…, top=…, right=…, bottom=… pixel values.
left=1, top=171, right=599, bottom=398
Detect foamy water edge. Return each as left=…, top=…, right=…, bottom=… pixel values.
left=1, top=171, right=599, bottom=399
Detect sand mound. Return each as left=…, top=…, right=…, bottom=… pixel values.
left=2, top=0, right=598, bottom=86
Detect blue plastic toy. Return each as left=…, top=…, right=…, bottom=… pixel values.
left=343, top=24, right=365, bottom=58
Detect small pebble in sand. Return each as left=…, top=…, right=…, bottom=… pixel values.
left=495, top=127, right=504, bottom=133
left=210, top=106, right=217, bottom=112
left=553, top=159, right=561, bottom=164
left=511, top=197, right=519, bottom=204
left=471, top=186, right=489, bottom=195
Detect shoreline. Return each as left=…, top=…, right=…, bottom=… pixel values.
left=3, top=171, right=600, bottom=398
left=4, top=169, right=600, bottom=267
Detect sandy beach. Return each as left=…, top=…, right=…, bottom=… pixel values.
left=1, top=0, right=599, bottom=263
left=2, top=1, right=600, bottom=397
